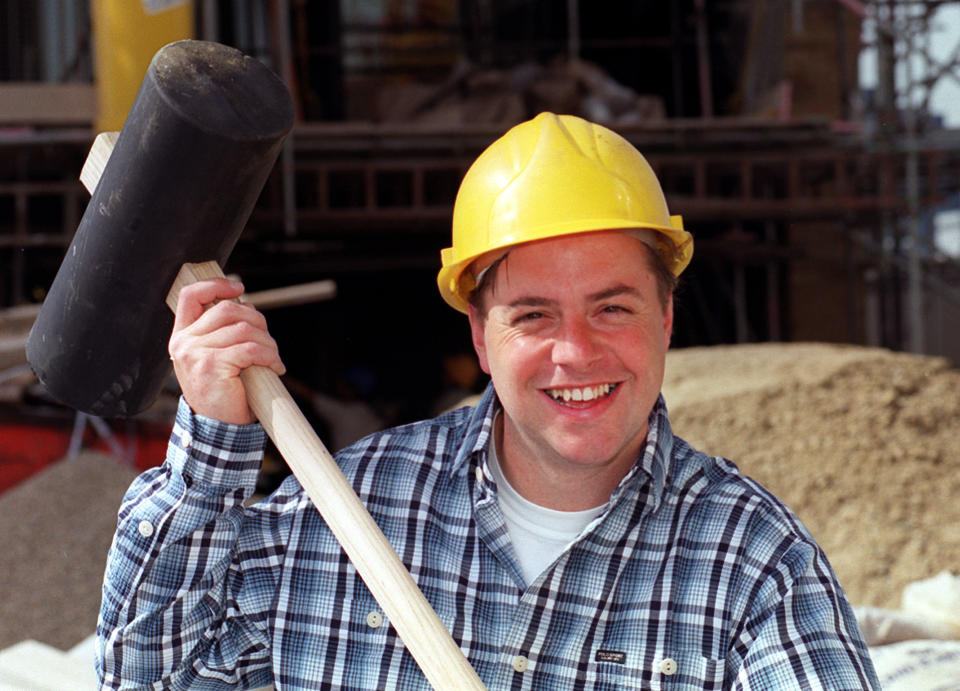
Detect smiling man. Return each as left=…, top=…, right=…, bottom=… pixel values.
left=98, top=113, right=879, bottom=689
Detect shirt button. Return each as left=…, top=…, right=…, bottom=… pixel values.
left=511, top=655, right=529, bottom=673
left=475, top=466, right=484, bottom=484
left=181, top=430, right=192, bottom=448
left=660, top=657, right=678, bottom=676
left=137, top=520, right=154, bottom=538
left=365, top=611, right=383, bottom=629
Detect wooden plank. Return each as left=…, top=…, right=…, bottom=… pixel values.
left=0, top=83, right=97, bottom=126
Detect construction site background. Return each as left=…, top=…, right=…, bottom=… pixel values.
left=2, top=1, right=959, bottom=386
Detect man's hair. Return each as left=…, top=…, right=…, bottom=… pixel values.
left=468, top=238, right=677, bottom=318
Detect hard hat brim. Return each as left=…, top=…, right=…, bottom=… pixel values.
left=437, top=219, right=692, bottom=314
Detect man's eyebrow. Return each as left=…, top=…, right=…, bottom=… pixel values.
left=507, top=296, right=557, bottom=309
left=588, top=284, right=642, bottom=302
left=505, top=285, right=642, bottom=309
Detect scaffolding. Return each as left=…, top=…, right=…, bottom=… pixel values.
left=1, top=0, right=959, bottom=363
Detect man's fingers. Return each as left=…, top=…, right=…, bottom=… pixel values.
left=217, top=340, right=287, bottom=376
left=172, top=278, right=246, bottom=331
left=185, top=324, right=285, bottom=372
left=169, top=306, right=285, bottom=376
left=176, top=342, right=284, bottom=379
left=184, top=299, right=268, bottom=338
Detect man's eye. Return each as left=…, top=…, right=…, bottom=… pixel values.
left=602, top=304, right=630, bottom=314
left=515, top=311, right=544, bottom=323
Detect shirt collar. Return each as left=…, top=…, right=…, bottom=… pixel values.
left=448, top=382, right=499, bottom=476
left=607, top=395, right=672, bottom=513
left=449, top=383, right=674, bottom=511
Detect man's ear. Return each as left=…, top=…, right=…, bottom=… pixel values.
left=467, top=305, right=491, bottom=374
left=663, top=296, right=674, bottom=349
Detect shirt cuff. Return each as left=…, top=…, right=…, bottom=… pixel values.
left=168, top=396, right=268, bottom=493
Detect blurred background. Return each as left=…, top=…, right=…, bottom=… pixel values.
left=0, top=1, right=959, bottom=686
left=2, top=0, right=959, bottom=412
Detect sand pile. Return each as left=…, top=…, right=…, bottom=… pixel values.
left=0, top=452, right=138, bottom=650
left=663, top=342, right=960, bottom=609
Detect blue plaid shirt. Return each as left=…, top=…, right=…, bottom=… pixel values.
left=97, top=385, right=879, bottom=689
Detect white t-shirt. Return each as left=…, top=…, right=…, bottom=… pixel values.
left=487, top=433, right=605, bottom=584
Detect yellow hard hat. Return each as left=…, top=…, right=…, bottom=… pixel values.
left=437, top=112, right=693, bottom=313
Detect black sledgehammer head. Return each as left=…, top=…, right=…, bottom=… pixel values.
left=27, top=40, right=294, bottom=417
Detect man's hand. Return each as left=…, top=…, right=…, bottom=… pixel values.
left=168, top=278, right=286, bottom=425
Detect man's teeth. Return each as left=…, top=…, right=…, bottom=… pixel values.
left=547, top=383, right=616, bottom=403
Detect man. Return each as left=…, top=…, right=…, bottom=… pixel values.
left=97, top=112, right=879, bottom=689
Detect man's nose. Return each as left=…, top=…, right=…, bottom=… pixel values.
left=551, top=317, right=603, bottom=367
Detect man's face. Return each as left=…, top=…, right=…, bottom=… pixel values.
left=468, top=231, right=673, bottom=495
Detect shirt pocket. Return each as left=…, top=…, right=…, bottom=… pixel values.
left=593, top=652, right=726, bottom=690
left=308, top=590, right=394, bottom=657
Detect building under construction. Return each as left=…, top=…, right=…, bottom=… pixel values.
left=2, top=0, right=959, bottom=418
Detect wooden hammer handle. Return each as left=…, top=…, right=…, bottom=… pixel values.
left=167, top=261, right=486, bottom=690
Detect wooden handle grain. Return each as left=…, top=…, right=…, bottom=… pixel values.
left=167, top=261, right=486, bottom=690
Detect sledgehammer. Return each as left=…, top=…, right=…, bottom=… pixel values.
left=26, top=40, right=484, bottom=689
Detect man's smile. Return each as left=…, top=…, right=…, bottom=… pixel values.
left=543, top=382, right=620, bottom=405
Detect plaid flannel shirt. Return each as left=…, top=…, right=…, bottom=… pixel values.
left=97, top=384, right=879, bottom=690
